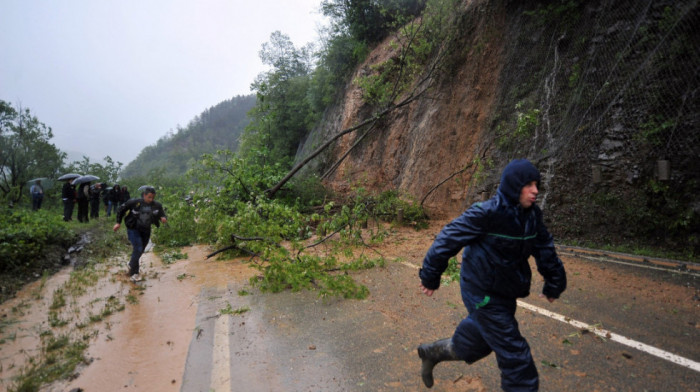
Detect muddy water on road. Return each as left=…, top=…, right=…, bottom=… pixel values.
left=50, top=246, right=257, bottom=392
left=0, top=269, right=73, bottom=386
left=0, top=258, right=134, bottom=390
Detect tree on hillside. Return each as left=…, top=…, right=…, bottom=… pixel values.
left=307, top=0, right=429, bottom=112
left=65, top=155, right=123, bottom=184
left=321, top=0, right=426, bottom=45
left=240, top=32, right=316, bottom=166
left=223, top=0, right=454, bottom=198
left=0, top=100, right=65, bottom=204
left=266, top=0, right=458, bottom=197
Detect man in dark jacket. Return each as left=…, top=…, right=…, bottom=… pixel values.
left=89, top=183, right=102, bottom=219
left=113, top=186, right=167, bottom=282
left=417, top=159, right=567, bottom=391
left=76, top=182, right=90, bottom=223
left=61, top=181, right=76, bottom=221
left=107, top=184, right=120, bottom=217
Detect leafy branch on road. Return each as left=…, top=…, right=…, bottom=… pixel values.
left=183, top=153, right=426, bottom=299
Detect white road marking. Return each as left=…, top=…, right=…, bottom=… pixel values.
left=402, top=260, right=700, bottom=373
left=211, top=314, right=232, bottom=391
left=516, top=300, right=700, bottom=373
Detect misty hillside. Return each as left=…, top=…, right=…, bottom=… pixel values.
left=120, top=94, right=256, bottom=178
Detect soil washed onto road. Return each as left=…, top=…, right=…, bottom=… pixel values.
left=1, top=222, right=698, bottom=391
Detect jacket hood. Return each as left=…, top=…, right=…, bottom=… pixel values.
left=497, top=159, right=541, bottom=206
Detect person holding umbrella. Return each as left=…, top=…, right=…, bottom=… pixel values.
left=58, top=174, right=80, bottom=221
left=72, top=175, right=99, bottom=223
left=89, top=183, right=103, bottom=219
left=102, top=185, right=112, bottom=215
left=113, top=186, right=167, bottom=282
left=30, top=180, right=44, bottom=211
left=76, top=181, right=90, bottom=222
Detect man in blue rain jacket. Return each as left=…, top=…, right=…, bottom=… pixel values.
left=418, top=159, right=567, bottom=391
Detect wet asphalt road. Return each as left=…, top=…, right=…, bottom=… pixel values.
left=178, top=251, right=699, bottom=392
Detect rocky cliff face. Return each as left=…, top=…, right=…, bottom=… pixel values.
left=299, top=0, right=699, bottom=255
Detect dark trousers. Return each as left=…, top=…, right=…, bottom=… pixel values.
left=77, top=200, right=89, bottom=222
left=32, top=194, right=43, bottom=210
left=127, top=228, right=151, bottom=276
left=90, top=199, right=100, bottom=218
left=62, top=199, right=74, bottom=221
left=106, top=201, right=115, bottom=217
left=452, top=290, right=539, bottom=392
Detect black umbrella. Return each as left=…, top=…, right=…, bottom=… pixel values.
left=57, top=173, right=81, bottom=181
left=73, top=175, right=99, bottom=185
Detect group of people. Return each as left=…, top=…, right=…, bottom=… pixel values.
left=61, top=181, right=131, bottom=222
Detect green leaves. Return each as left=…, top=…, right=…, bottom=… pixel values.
left=442, top=257, right=460, bottom=285
left=64, top=155, right=123, bottom=185
left=243, top=32, right=316, bottom=166
left=220, top=303, right=250, bottom=315
left=321, top=0, right=426, bottom=45
left=157, top=149, right=427, bottom=300
left=0, top=209, right=76, bottom=272
left=0, top=100, right=66, bottom=204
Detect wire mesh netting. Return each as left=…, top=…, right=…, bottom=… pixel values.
left=557, top=0, right=699, bottom=171
left=490, top=0, right=699, bottom=248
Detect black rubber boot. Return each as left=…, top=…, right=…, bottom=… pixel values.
left=417, top=338, right=460, bottom=388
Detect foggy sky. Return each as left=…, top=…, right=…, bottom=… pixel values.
left=0, top=0, right=326, bottom=166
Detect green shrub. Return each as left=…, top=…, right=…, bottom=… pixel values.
left=151, top=192, right=196, bottom=248
left=0, top=208, right=76, bottom=272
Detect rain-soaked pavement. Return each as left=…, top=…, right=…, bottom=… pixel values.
left=1, top=223, right=699, bottom=392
